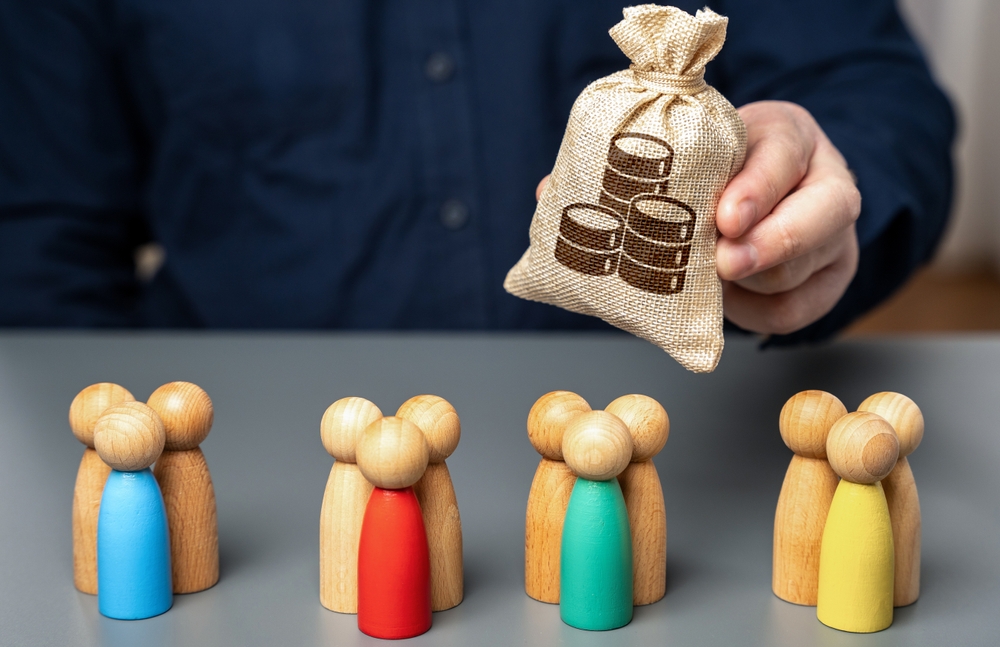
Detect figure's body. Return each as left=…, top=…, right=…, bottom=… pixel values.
left=559, top=410, right=634, bottom=631
left=858, top=392, right=924, bottom=607
left=356, top=417, right=432, bottom=639
left=525, top=391, right=591, bottom=603
left=397, top=395, right=463, bottom=611
left=94, top=401, right=172, bottom=620
left=69, top=383, right=134, bottom=594
left=772, top=390, right=847, bottom=605
left=817, top=411, right=899, bottom=633
left=148, top=381, right=219, bottom=594
left=318, top=396, right=381, bottom=613
left=606, top=394, right=669, bottom=605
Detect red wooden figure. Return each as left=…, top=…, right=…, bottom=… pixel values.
left=355, top=417, right=432, bottom=640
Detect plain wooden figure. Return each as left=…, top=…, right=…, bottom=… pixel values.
left=605, top=394, right=669, bottom=606
left=319, top=396, right=382, bottom=613
left=817, top=412, right=899, bottom=633
left=525, top=391, right=591, bottom=603
left=397, top=395, right=463, bottom=611
left=858, top=392, right=924, bottom=607
left=148, top=381, right=219, bottom=594
left=94, top=402, right=173, bottom=620
left=772, top=390, right=848, bottom=605
left=560, top=410, right=634, bottom=631
left=69, top=383, right=135, bottom=595
left=356, top=417, right=432, bottom=639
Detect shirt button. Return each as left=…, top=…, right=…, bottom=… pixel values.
left=440, top=199, right=469, bottom=230
left=424, top=52, right=455, bottom=83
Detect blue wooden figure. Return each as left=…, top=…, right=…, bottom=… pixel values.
left=94, top=402, right=173, bottom=620
left=559, top=411, right=634, bottom=631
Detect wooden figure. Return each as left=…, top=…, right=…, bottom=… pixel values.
left=605, top=394, right=669, bottom=606
left=397, top=395, right=463, bottom=611
left=319, top=396, right=382, bottom=613
left=525, top=391, right=591, bottom=603
left=94, top=402, right=173, bottom=620
left=817, top=412, right=899, bottom=633
left=147, top=381, right=219, bottom=594
left=560, top=410, right=634, bottom=631
left=858, top=392, right=924, bottom=607
left=356, top=417, right=432, bottom=639
left=68, top=383, right=135, bottom=595
left=772, top=390, right=847, bottom=605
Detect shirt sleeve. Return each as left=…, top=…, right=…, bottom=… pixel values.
left=712, top=0, right=956, bottom=343
left=0, top=0, right=147, bottom=326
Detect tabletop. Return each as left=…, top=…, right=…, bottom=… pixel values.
left=1, top=331, right=998, bottom=646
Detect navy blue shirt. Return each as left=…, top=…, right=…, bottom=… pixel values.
left=0, top=1, right=954, bottom=341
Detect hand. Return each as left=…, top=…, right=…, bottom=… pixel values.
left=716, top=101, right=860, bottom=335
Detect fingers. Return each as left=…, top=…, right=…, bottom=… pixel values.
left=722, top=228, right=859, bottom=335
left=717, top=162, right=861, bottom=281
left=732, top=229, right=851, bottom=295
left=716, top=102, right=816, bottom=239
left=536, top=175, right=550, bottom=201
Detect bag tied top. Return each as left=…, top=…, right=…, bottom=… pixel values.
left=504, top=5, right=746, bottom=373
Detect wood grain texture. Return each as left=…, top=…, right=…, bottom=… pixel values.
left=562, top=411, right=632, bottom=482
left=72, top=448, right=112, bottom=594
left=816, top=481, right=894, bottom=633
left=319, top=396, right=382, bottom=613
left=154, top=447, right=219, bottom=593
left=525, top=458, right=576, bottom=603
left=772, top=390, right=847, bottom=605
left=413, top=462, right=463, bottom=611
left=617, top=461, right=666, bottom=605
left=881, top=457, right=921, bottom=607
left=826, top=412, right=898, bottom=484
left=857, top=391, right=923, bottom=607
left=69, top=382, right=134, bottom=595
left=527, top=391, right=591, bottom=461
left=772, top=456, right=839, bottom=605
left=356, top=417, right=429, bottom=490
left=94, top=402, right=165, bottom=472
left=320, top=462, right=374, bottom=613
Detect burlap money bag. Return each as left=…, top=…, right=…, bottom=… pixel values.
left=504, top=5, right=746, bottom=373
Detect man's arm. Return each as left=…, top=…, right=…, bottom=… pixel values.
left=0, top=0, right=146, bottom=326
left=713, top=0, right=955, bottom=341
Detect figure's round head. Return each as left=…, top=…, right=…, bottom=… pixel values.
left=356, top=416, right=429, bottom=489
left=94, top=402, right=166, bottom=471
left=321, top=397, right=383, bottom=462
left=857, top=392, right=923, bottom=457
left=779, top=390, right=848, bottom=459
left=562, top=411, right=633, bottom=481
left=146, top=382, right=213, bottom=451
left=69, top=383, right=135, bottom=448
left=396, top=395, right=460, bottom=464
left=527, top=391, right=591, bottom=460
left=604, top=394, right=669, bottom=462
left=826, top=412, right=899, bottom=484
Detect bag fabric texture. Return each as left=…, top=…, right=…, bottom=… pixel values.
left=504, top=5, right=746, bottom=373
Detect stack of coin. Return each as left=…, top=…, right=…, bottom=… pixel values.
left=618, top=195, right=696, bottom=295
left=554, top=203, right=624, bottom=276
left=598, top=133, right=673, bottom=219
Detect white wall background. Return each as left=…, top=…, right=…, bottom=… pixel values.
left=898, top=0, right=1000, bottom=272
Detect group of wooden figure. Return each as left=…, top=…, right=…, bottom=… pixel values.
left=67, top=381, right=923, bottom=636
left=773, top=390, right=924, bottom=633
left=319, top=395, right=464, bottom=639
left=524, top=391, right=670, bottom=630
left=69, top=382, right=219, bottom=620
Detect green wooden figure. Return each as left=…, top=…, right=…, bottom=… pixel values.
left=559, top=410, right=634, bottom=630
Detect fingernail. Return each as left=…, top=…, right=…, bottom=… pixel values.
left=737, top=200, right=757, bottom=232
left=725, top=243, right=758, bottom=278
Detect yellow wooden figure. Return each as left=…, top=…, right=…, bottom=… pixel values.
left=816, top=412, right=899, bottom=633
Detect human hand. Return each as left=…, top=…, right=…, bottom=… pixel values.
left=715, top=101, right=860, bottom=335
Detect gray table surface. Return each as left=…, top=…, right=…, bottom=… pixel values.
left=1, top=332, right=999, bottom=646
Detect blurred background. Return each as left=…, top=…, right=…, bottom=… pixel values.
left=846, top=0, right=1000, bottom=335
